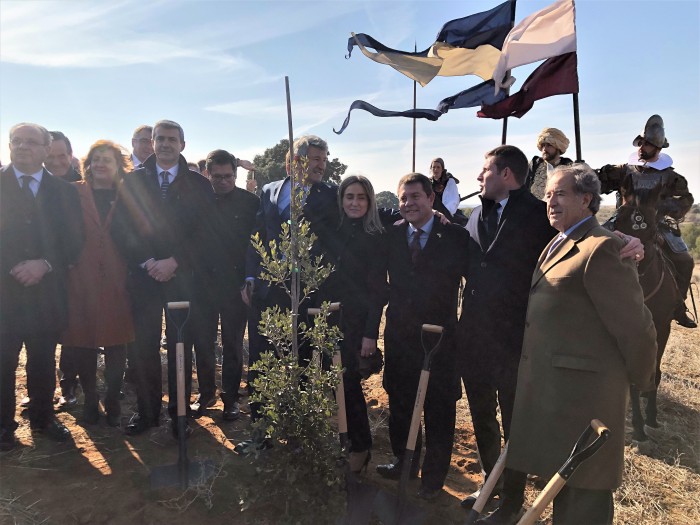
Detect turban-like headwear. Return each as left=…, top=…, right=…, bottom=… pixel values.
left=536, top=128, right=570, bottom=154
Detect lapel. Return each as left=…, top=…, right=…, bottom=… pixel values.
left=421, top=218, right=444, bottom=259
left=75, top=181, right=101, bottom=228
left=1, top=165, right=23, bottom=194
left=532, top=216, right=599, bottom=287
left=392, top=221, right=412, bottom=264
left=35, top=167, right=56, bottom=202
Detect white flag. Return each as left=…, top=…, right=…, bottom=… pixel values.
left=493, top=0, right=577, bottom=94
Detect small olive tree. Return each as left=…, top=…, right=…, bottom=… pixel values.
left=242, top=158, right=346, bottom=524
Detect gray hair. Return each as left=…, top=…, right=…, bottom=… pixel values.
left=9, top=122, right=51, bottom=146
left=550, top=163, right=602, bottom=214
left=286, top=135, right=328, bottom=162
left=153, top=120, right=184, bottom=142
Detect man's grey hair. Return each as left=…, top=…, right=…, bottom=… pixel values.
left=293, top=135, right=328, bottom=158
left=550, top=163, right=602, bottom=214
left=153, top=120, right=184, bottom=142
left=9, top=122, right=52, bottom=146
left=133, top=124, right=153, bottom=138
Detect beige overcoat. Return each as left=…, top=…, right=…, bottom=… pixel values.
left=60, top=181, right=134, bottom=348
left=507, top=217, right=657, bottom=490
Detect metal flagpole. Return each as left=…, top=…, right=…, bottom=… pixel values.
left=572, top=93, right=583, bottom=161
left=412, top=42, right=417, bottom=172
left=501, top=0, right=518, bottom=145
left=285, top=76, right=299, bottom=358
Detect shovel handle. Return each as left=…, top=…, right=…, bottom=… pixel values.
left=421, top=324, right=444, bottom=334
left=517, top=474, right=567, bottom=525
left=333, top=351, right=348, bottom=436
left=176, top=342, right=186, bottom=417
left=591, top=419, right=608, bottom=436
left=307, top=302, right=341, bottom=316
left=167, top=301, right=190, bottom=310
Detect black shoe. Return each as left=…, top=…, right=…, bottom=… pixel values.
left=57, top=393, right=78, bottom=410
left=675, top=305, right=697, bottom=328
left=222, top=401, right=241, bottom=421
left=124, top=414, right=153, bottom=436
left=0, top=428, right=17, bottom=451
left=190, top=394, right=216, bottom=417
left=476, top=505, right=525, bottom=524
left=417, top=486, right=442, bottom=500
left=32, top=419, right=71, bottom=443
left=234, top=437, right=273, bottom=456
left=376, top=457, right=419, bottom=480
left=19, top=396, right=31, bottom=409
left=461, top=484, right=502, bottom=509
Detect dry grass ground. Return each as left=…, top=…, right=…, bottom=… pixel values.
left=1, top=266, right=698, bottom=524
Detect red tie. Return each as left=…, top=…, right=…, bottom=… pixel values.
left=410, top=228, right=423, bottom=263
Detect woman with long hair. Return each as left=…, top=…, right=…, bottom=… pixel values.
left=322, top=175, right=388, bottom=472
left=59, top=140, right=134, bottom=426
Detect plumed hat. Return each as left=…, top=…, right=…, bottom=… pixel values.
left=536, top=128, right=570, bottom=154
left=633, top=115, right=669, bottom=149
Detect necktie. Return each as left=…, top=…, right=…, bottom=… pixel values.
left=20, top=175, right=35, bottom=201
left=546, top=233, right=566, bottom=259
left=161, top=171, right=170, bottom=199
left=410, top=228, right=423, bottom=264
left=484, top=203, right=500, bottom=246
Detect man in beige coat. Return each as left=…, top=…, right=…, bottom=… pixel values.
left=478, top=164, right=657, bottom=525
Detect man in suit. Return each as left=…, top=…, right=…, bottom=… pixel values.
left=111, top=120, right=213, bottom=437
left=238, top=135, right=337, bottom=453
left=191, top=149, right=259, bottom=421
left=478, top=164, right=657, bottom=525
left=45, top=131, right=82, bottom=183
left=376, top=173, right=470, bottom=500
left=130, top=125, right=154, bottom=168
left=0, top=123, right=84, bottom=450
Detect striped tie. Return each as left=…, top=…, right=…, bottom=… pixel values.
left=161, top=171, right=170, bottom=199
left=546, top=233, right=566, bottom=259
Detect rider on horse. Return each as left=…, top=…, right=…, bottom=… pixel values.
left=597, top=115, right=696, bottom=328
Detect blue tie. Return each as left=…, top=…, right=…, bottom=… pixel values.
left=161, top=171, right=170, bottom=199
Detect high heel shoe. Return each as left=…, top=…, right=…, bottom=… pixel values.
left=349, top=450, right=371, bottom=473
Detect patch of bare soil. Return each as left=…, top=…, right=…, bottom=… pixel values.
left=2, top=272, right=699, bottom=524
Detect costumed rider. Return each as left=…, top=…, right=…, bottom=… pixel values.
left=429, top=157, right=467, bottom=225
left=527, top=127, right=574, bottom=200
left=597, top=114, right=696, bottom=328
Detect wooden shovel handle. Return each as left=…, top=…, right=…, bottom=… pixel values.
left=307, top=302, right=341, bottom=316
left=421, top=324, right=444, bottom=334
left=167, top=301, right=190, bottom=310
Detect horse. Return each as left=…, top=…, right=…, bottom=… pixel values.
left=605, top=177, right=680, bottom=442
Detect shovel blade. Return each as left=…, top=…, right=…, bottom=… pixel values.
left=372, top=488, right=428, bottom=525
left=150, top=459, right=217, bottom=490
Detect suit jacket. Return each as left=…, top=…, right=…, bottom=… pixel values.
left=383, top=219, right=470, bottom=398
left=0, top=166, right=84, bottom=334
left=507, top=217, right=657, bottom=490
left=245, top=177, right=338, bottom=302
left=111, top=154, right=214, bottom=297
left=60, top=182, right=134, bottom=347
left=458, top=186, right=555, bottom=384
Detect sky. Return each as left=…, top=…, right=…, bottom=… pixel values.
left=1, top=0, right=698, bottom=206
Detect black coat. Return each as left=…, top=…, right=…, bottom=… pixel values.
left=458, top=186, right=555, bottom=384
left=0, top=166, right=84, bottom=334
left=383, top=219, right=470, bottom=398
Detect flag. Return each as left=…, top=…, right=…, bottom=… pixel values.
left=478, top=52, right=578, bottom=119
left=346, top=0, right=515, bottom=86
left=492, top=0, right=576, bottom=93
left=333, top=81, right=506, bottom=134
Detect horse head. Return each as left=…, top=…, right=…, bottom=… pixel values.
left=611, top=176, right=663, bottom=245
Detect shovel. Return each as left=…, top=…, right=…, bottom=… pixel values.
left=516, top=419, right=610, bottom=525
left=150, top=301, right=216, bottom=490
left=463, top=442, right=509, bottom=524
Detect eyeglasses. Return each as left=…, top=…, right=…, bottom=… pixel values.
left=210, top=173, right=235, bottom=181
left=10, top=138, right=47, bottom=147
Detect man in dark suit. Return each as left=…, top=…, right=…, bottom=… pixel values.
left=111, top=120, right=213, bottom=437
left=0, top=123, right=84, bottom=450
left=238, top=135, right=337, bottom=453
left=479, top=164, right=656, bottom=525
left=190, top=149, right=259, bottom=421
left=376, top=173, right=470, bottom=500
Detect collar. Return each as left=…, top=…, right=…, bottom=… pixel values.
left=156, top=163, right=179, bottom=179
left=13, top=166, right=44, bottom=184
left=408, top=214, right=435, bottom=236
left=560, top=214, right=594, bottom=238
left=627, top=151, right=673, bottom=170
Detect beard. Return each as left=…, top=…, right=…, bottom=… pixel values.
left=638, top=147, right=658, bottom=161
left=542, top=149, right=560, bottom=163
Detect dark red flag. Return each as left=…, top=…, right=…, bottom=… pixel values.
left=478, top=52, right=578, bottom=119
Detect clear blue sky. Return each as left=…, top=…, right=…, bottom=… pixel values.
left=1, top=0, right=698, bottom=204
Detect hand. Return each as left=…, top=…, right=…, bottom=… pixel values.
left=147, top=257, right=178, bottom=282
left=613, top=231, right=644, bottom=262
left=433, top=210, right=451, bottom=225
left=241, top=280, right=254, bottom=306
left=10, top=259, right=50, bottom=287
left=360, top=338, right=377, bottom=358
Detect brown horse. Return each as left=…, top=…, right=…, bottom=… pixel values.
left=605, top=177, right=679, bottom=442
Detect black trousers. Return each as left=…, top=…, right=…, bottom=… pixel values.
left=462, top=376, right=517, bottom=478
left=128, top=270, right=195, bottom=423
left=59, top=345, right=126, bottom=414
left=666, top=247, right=694, bottom=299
left=1, top=331, right=59, bottom=430
left=193, top=285, right=247, bottom=403
left=501, top=468, right=613, bottom=524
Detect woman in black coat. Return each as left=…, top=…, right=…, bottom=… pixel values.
left=321, top=175, right=388, bottom=473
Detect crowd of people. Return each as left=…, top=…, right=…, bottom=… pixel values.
left=0, top=115, right=695, bottom=524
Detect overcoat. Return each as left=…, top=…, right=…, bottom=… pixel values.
left=507, top=217, right=657, bottom=490
left=0, top=166, right=83, bottom=335
left=60, top=181, right=134, bottom=347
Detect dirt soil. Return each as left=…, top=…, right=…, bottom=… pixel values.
left=1, top=271, right=699, bottom=524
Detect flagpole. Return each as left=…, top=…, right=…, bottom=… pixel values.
left=501, top=0, right=517, bottom=145
left=285, top=76, right=299, bottom=359
left=412, top=42, right=417, bottom=172
left=572, top=93, right=582, bottom=161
